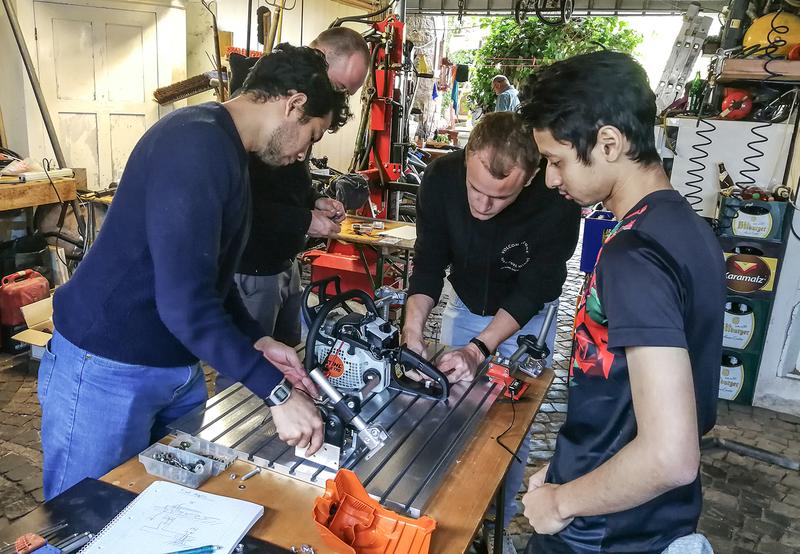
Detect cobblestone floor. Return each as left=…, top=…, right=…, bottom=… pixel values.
left=1, top=241, right=800, bottom=553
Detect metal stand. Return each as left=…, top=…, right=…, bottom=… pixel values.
left=494, top=476, right=506, bottom=554
left=701, top=436, right=800, bottom=471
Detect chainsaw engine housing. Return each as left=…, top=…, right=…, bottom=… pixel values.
left=314, top=311, right=398, bottom=395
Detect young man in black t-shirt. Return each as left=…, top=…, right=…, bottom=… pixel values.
left=519, top=52, right=725, bottom=553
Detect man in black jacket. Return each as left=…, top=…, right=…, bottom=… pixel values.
left=403, top=111, right=580, bottom=547
left=216, top=28, right=369, bottom=394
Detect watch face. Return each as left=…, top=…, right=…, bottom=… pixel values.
left=274, top=387, right=290, bottom=403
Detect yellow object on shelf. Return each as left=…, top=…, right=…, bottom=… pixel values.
left=743, top=12, right=800, bottom=57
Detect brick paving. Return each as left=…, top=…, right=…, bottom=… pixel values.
left=0, top=354, right=42, bottom=529
left=1, top=239, right=800, bottom=553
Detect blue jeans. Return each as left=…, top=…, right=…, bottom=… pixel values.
left=38, top=330, right=208, bottom=500
left=440, top=289, right=558, bottom=528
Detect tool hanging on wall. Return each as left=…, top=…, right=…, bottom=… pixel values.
left=265, top=0, right=293, bottom=54
left=0, top=105, right=7, bottom=148
left=153, top=74, right=213, bottom=105
left=201, top=0, right=226, bottom=101
left=257, top=6, right=272, bottom=53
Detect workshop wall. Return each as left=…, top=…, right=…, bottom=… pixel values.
left=0, top=0, right=31, bottom=155
left=0, top=0, right=187, bottom=187
left=185, top=0, right=218, bottom=106
left=2, top=0, right=370, bottom=176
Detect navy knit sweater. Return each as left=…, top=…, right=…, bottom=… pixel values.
left=53, top=103, right=282, bottom=398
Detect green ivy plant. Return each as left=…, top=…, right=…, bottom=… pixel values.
left=470, top=17, right=643, bottom=112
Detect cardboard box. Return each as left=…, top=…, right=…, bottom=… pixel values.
left=12, top=296, right=53, bottom=360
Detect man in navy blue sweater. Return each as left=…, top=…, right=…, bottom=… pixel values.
left=39, top=45, right=352, bottom=499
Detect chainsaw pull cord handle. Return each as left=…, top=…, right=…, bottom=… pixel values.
left=394, top=346, right=450, bottom=401
left=304, top=288, right=379, bottom=372
left=301, top=276, right=349, bottom=327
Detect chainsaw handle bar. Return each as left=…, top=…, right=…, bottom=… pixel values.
left=304, top=287, right=378, bottom=372
left=394, top=346, right=450, bottom=401
left=301, top=276, right=345, bottom=327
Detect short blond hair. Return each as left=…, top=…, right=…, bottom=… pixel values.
left=466, top=112, right=540, bottom=178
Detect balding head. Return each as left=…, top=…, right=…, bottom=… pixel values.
left=310, top=27, right=370, bottom=95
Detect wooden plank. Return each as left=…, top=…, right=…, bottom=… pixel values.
left=717, top=59, right=800, bottom=84
left=72, top=168, right=88, bottom=191
left=0, top=106, right=7, bottom=149
left=101, top=369, right=554, bottom=552
left=328, top=215, right=416, bottom=251
left=0, top=178, right=77, bottom=212
left=425, top=371, right=552, bottom=554
left=333, top=0, right=380, bottom=11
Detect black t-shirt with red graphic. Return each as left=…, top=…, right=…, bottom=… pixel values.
left=534, top=190, right=725, bottom=554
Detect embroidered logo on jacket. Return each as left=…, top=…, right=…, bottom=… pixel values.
left=500, top=241, right=530, bottom=271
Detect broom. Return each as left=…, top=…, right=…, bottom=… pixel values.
left=152, top=74, right=213, bottom=105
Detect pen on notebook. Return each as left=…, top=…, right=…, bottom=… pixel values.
left=163, top=546, right=222, bottom=554
left=60, top=533, right=93, bottom=554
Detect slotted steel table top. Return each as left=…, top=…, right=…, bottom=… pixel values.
left=169, top=378, right=503, bottom=517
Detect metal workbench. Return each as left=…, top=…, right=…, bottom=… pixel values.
left=169, top=377, right=503, bottom=517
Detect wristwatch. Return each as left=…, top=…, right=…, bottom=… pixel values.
left=469, top=337, right=492, bottom=359
left=264, top=378, right=292, bottom=407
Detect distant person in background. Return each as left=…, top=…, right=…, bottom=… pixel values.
left=493, top=75, right=520, bottom=112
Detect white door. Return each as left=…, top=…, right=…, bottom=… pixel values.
left=34, top=1, right=159, bottom=189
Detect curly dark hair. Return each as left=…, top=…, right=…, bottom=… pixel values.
left=520, top=51, right=660, bottom=166
left=239, top=43, right=352, bottom=132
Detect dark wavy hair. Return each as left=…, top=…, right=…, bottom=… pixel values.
left=240, top=43, right=352, bottom=131
left=520, top=51, right=660, bottom=166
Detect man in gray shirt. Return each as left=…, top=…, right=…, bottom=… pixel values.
left=493, top=75, right=520, bottom=112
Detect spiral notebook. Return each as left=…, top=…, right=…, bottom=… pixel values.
left=78, top=480, right=264, bottom=554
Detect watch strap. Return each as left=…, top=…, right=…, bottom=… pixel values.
left=469, top=337, right=491, bottom=359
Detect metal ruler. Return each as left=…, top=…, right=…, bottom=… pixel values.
left=169, top=378, right=503, bottom=517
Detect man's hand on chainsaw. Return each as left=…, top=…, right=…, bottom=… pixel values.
left=269, top=393, right=324, bottom=455
left=437, top=343, right=484, bottom=383
left=402, top=331, right=429, bottom=359
left=254, top=336, right=319, bottom=397
left=401, top=331, right=430, bottom=382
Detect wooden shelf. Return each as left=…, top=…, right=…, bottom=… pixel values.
left=717, top=58, right=800, bottom=84
left=0, top=177, right=77, bottom=212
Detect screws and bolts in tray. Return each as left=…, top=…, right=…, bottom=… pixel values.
left=152, top=452, right=206, bottom=473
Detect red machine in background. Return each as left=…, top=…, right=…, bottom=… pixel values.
left=307, top=12, right=413, bottom=295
